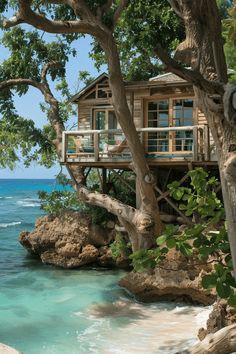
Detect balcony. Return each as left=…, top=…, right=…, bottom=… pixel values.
left=61, top=125, right=212, bottom=165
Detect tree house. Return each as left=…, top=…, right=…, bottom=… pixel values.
left=61, top=73, right=218, bottom=218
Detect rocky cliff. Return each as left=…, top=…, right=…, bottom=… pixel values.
left=19, top=211, right=128, bottom=269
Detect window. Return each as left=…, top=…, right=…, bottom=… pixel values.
left=147, top=100, right=169, bottom=152
left=146, top=98, right=194, bottom=153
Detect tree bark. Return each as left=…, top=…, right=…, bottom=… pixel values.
left=177, top=324, right=236, bottom=354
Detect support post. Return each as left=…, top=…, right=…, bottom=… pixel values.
left=61, top=132, right=66, bottom=163
left=203, top=124, right=210, bottom=161
left=102, top=168, right=108, bottom=193
left=94, top=132, right=99, bottom=161
left=193, top=126, right=198, bottom=161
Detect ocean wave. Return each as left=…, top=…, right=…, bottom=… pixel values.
left=17, top=200, right=40, bottom=208
left=0, top=196, right=13, bottom=199
left=0, top=222, right=22, bottom=228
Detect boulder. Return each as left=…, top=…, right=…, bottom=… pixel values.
left=19, top=211, right=123, bottom=269
left=198, top=299, right=236, bottom=340
left=119, top=249, right=216, bottom=305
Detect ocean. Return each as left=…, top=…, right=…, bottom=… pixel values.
left=0, top=179, right=211, bottom=354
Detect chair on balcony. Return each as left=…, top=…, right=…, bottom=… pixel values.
left=103, top=138, right=131, bottom=158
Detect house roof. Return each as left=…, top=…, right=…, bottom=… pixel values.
left=69, top=72, right=108, bottom=103
left=149, top=72, right=186, bottom=82
left=69, top=71, right=188, bottom=103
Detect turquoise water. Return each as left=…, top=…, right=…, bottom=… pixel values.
left=0, top=179, right=210, bottom=354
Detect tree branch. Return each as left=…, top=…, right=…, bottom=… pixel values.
left=167, top=0, right=183, bottom=19
left=3, top=0, right=97, bottom=36
left=113, top=0, right=129, bottom=26
left=0, top=75, right=64, bottom=150
left=41, top=61, right=61, bottom=83
left=154, top=44, right=224, bottom=95
left=96, top=0, right=113, bottom=19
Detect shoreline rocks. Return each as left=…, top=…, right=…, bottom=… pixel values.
left=198, top=299, right=236, bottom=340
left=19, top=211, right=129, bottom=269
left=119, top=249, right=216, bottom=305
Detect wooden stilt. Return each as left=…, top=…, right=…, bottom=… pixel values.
left=110, top=169, right=135, bottom=193
left=102, top=168, right=107, bottom=193
left=156, top=172, right=189, bottom=202
left=154, top=184, right=192, bottom=225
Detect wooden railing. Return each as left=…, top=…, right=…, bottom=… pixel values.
left=61, top=125, right=211, bottom=163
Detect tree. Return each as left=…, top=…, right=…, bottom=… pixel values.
left=0, top=0, right=165, bottom=252
left=1, top=1, right=236, bottom=269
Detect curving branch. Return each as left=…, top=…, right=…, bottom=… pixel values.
left=154, top=44, right=224, bottom=95
left=113, top=0, right=130, bottom=26
left=96, top=0, right=113, bottom=20
left=167, top=0, right=183, bottom=19
left=3, top=0, right=97, bottom=36
left=41, top=61, right=61, bottom=83
left=0, top=68, right=64, bottom=150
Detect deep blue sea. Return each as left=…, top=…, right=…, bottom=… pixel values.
left=0, top=179, right=211, bottom=354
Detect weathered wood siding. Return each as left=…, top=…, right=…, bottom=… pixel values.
left=78, top=104, right=92, bottom=130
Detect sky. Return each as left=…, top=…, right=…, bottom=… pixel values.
left=0, top=23, right=107, bottom=179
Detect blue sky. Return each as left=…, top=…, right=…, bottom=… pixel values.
left=0, top=27, right=106, bottom=179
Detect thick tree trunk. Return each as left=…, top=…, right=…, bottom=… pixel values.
left=97, top=33, right=163, bottom=246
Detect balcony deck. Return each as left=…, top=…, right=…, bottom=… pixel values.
left=61, top=126, right=218, bottom=169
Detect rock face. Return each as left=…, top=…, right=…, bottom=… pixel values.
left=119, top=249, right=216, bottom=305
left=198, top=299, right=236, bottom=340
left=19, top=211, right=128, bottom=269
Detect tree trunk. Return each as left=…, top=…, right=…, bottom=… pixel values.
left=96, top=32, right=163, bottom=247
left=177, top=324, right=236, bottom=354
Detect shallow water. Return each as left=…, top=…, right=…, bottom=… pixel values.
left=0, top=179, right=211, bottom=354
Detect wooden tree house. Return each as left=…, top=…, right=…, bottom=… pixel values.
left=61, top=72, right=218, bottom=219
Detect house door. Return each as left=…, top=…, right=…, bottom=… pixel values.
left=146, top=98, right=194, bottom=154
left=93, top=109, right=122, bottom=146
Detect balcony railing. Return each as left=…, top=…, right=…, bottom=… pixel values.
left=61, top=125, right=211, bottom=163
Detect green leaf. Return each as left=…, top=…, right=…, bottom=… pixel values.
left=216, top=282, right=232, bottom=299
left=228, top=293, right=236, bottom=308
left=166, top=238, right=176, bottom=248
left=156, top=235, right=167, bottom=246
left=179, top=242, right=193, bottom=256
left=202, top=274, right=218, bottom=289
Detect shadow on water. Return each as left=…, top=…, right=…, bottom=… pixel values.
left=88, top=299, right=149, bottom=320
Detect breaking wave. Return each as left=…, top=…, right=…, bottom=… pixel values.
left=0, top=222, right=22, bottom=228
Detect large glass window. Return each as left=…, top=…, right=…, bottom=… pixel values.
left=173, top=99, right=193, bottom=152
left=173, top=99, right=193, bottom=127
left=146, top=98, right=194, bottom=153
left=147, top=100, right=169, bottom=152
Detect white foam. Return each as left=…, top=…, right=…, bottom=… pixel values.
left=0, top=221, right=21, bottom=228
left=17, top=200, right=40, bottom=207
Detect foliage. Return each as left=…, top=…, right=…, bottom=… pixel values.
left=90, top=0, right=184, bottom=80
left=129, top=168, right=236, bottom=307
left=110, top=233, right=131, bottom=259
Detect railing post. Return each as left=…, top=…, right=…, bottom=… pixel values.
left=203, top=125, right=210, bottom=161
left=193, top=126, right=198, bottom=161
left=94, top=132, right=99, bottom=161
left=61, top=132, right=66, bottom=163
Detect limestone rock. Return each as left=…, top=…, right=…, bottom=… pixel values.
left=19, top=211, right=119, bottom=269
left=119, top=249, right=216, bottom=305
left=198, top=299, right=236, bottom=340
